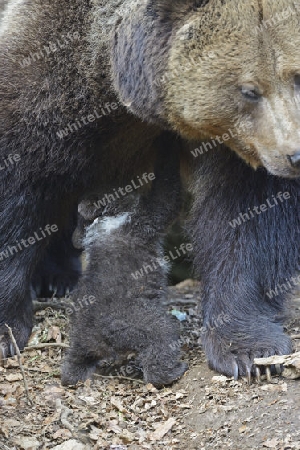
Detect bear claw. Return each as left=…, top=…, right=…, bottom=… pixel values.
left=255, top=366, right=261, bottom=381
left=0, top=341, right=7, bottom=365
left=246, top=367, right=251, bottom=384
left=0, top=338, right=14, bottom=365
left=232, top=362, right=281, bottom=384
left=229, top=359, right=285, bottom=384
left=233, top=361, right=239, bottom=381
left=10, top=343, right=16, bottom=357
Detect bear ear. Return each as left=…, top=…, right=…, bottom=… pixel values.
left=111, top=0, right=207, bottom=125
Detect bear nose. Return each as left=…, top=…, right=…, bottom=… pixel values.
left=288, top=151, right=300, bottom=168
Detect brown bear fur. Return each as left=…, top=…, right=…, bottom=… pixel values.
left=0, top=0, right=299, bottom=381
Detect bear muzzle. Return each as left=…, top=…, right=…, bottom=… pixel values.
left=288, top=151, right=300, bottom=169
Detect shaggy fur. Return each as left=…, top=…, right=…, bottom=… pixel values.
left=1, top=0, right=300, bottom=380
left=61, top=147, right=188, bottom=387
left=188, top=146, right=298, bottom=377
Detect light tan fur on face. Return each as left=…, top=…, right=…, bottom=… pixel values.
left=165, top=0, right=300, bottom=178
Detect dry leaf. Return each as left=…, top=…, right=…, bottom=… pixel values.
left=261, top=383, right=287, bottom=392
left=263, top=438, right=280, bottom=448
left=14, top=437, right=40, bottom=450
left=5, top=373, right=23, bottom=382
left=51, top=439, right=87, bottom=450
left=150, top=418, right=176, bottom=441
left=52, top=429, right=73, bottom=439
left=107, top=420, right=122, bottom=434
left=0, top=383, right=17, bottom=395
left=120, top=429, right=135, bottom=443
left=212, top=375, right=230, bottom=383
left=47, top=326, right=62, bottom=343
left=78, top=395, right=99, bottom=406
left=111, top=396, right=127, bottom=413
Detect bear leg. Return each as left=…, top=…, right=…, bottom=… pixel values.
left=189, top=148, right=298, bottom=378
left=0, top=281, right=33, bottom=363
left=0, top=190, right=79, bottom=360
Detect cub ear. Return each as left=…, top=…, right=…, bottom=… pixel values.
left=110, top=0, right=206, bottom=125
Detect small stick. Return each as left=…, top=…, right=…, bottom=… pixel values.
left=56, top=398, right=75, bottom=433
left=291, top=334, right=300, bottom=340
left=5, top=324, right=33, bottom=405
left=25, top=343, right=69, bottom=350
left=94, top=373, right=144, bottom=384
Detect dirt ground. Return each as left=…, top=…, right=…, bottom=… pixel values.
left=0, top=281, right=299, bottom=450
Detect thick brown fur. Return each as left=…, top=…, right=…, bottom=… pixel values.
left=165, top=1, right=300, bottom=177
left=1, top=0, right=300, bottom=381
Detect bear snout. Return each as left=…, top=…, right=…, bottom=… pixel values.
left=288, top=150, right=300, bottom=169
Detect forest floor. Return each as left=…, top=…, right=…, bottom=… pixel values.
left=0, top=280, right=299, bottom=450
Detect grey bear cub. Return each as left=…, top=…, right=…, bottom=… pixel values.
left=61, top=146, right=188, bottom=387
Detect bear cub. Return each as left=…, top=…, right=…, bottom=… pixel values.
left=61, top=147, right=188, bottom=387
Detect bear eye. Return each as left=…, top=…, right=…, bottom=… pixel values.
left=241, top=85, right=262, bottom=102
left=294, top=74, right=300, bottom=87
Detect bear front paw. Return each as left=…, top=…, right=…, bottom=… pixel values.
left=202, top=327, right=292, bottom=380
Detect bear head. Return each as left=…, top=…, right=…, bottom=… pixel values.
left=111, top=0, right=300, bottom=178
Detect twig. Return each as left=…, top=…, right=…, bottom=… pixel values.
left=291, top=334, right=300, bottom=339
left=26, top=367, right=60, bottom=373
left=94, top=373, right=144, bottom=384
left=25, top=343, right=69, bottom=350
left=5, top=324, right=33, bottom=406
left=55, top=398, right=75, bottom=433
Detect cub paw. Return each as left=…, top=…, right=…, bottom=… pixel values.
left=142, top=360, right=188, bottom=387
left=139, top=347, right=188, bottom=387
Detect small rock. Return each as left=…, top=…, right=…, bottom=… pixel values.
left=14, top=438, right=40, bottom=450
left=171, top=309, right=187, bottom=321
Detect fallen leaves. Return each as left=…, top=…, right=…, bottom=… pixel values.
left=50, top=439, right=88, bottom=450
left=150, top=417, right=176, bottom=441
left=13, top=437, right=40, bottom=450
left=0, top=287, right=300, bottom=450
left=262, top=438, right=280, bottom=448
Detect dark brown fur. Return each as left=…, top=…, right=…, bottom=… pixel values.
left=1, top=0, right=300, bottom=381
left=61, top=143, right=187, bottom=387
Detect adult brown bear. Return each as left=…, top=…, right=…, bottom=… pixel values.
left=0, top=0, right=299, bottom=383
